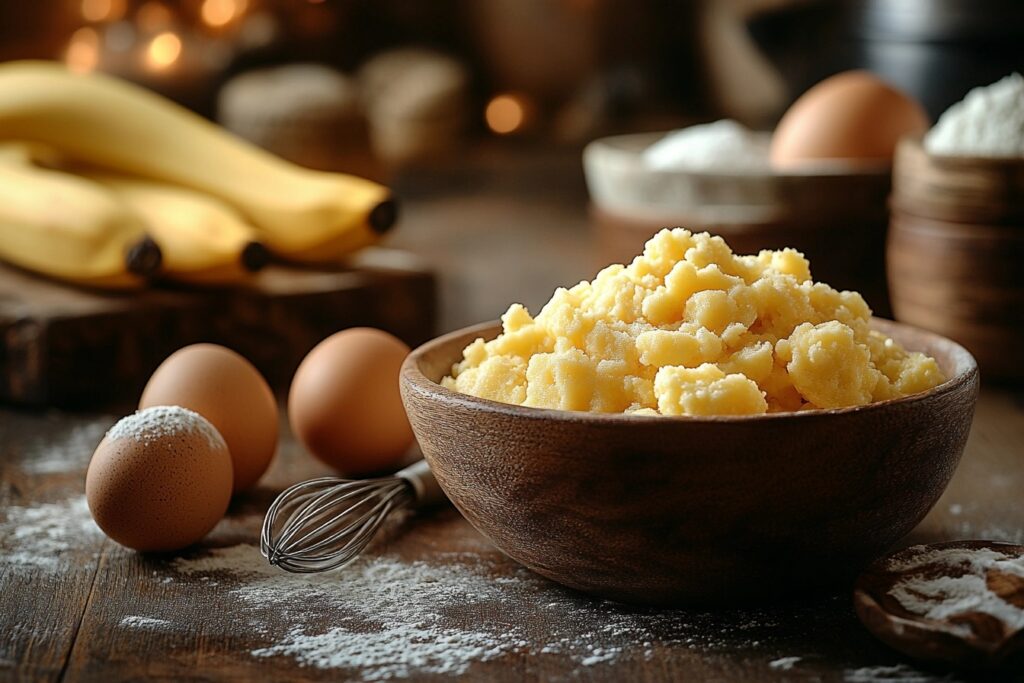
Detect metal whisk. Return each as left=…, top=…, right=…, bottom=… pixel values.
left=260, top=459, right=446, bottom=573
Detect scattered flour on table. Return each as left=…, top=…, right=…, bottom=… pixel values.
left=579, top=648, right=621, bottom=666
left=0, top=496, right=101, bottom=570
left=174, top=545, right=530, bottom=678
left=768, top=655, right=802, bottom=670
left=3, top=422, right=107, bottom=569
left=170, top=544, right=788, bottom=680
left=885, top=546, right=1024, bottom=637
left=843, top=664, right=955, bottom=683
left=21, top=421, right=108, bottom=474
left=120, top=616, right=172, bottom=630
left=948, top=521, right=1024, bottom=546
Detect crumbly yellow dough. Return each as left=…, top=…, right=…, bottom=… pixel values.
left=443, top=229, right=944, bottom=415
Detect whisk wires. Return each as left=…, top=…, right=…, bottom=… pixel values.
left=261, top=476, right=414, bottom=573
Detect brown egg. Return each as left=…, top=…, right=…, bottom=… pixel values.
left=140, top=343, right=278, bottom=492
left=771, top=70, right=929, bottom=169
left=289, top=328, right=414, bottom=475
left=86, top=406, right=233, bottom=552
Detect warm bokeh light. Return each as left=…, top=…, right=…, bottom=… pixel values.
left=485, top=94, right=528, bottom=135
left=136, top=2, right=173, bottom=32
left=104, top=21, right=136, bottom=52
left=201, top=0, right=247, bottom=28
left=146, top=31, right=182, bottom=70
left=65, top=27, right=101, bottom=74
left=81, top=0, right=126, bottom=22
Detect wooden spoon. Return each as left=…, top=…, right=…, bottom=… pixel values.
left=854, top=541, right=1024, bottom=669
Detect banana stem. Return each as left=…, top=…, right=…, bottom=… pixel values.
left=241, top=241, right=270, bottom=273
left=125, top=236, right=162, bottom=278
left=368, top=197, right=399, bottom=235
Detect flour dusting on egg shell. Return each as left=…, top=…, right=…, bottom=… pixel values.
left=106, top=405, right=227, bottom=451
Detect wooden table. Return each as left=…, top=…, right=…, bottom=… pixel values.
left=2, top=147, right=1023, bottom=682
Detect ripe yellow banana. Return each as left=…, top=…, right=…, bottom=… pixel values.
left=0, top=61, right=398, bottom=264
left=0, top=145, right=160, bottom=288
left=83, top=172, right=269, bottom=285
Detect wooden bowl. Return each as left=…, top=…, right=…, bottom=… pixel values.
left=888, top=137, right=1024, bottom=382
left=400, top=319, right=979, bottom=606
left=584, top=132, right=893, bottom=316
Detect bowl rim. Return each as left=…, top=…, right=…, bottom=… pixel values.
left=401, top=317, right=979, bottom=424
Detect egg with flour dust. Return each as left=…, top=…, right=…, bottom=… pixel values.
left=86, top=406, right=233, bottom=552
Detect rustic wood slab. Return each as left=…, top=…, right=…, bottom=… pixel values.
left=1, top=388, right=1022, bottom=682
left=0, top=248, right=437, bottom=408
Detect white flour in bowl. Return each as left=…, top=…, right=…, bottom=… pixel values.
left=925, top=73, right=1024, bottom=157
left=643, top=120, right=771, bottom=172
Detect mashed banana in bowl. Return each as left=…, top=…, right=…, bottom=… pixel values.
left=443, top=229, right=944, bottom=415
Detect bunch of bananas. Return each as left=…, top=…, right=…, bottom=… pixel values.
left=0, top=61, right=398, bottom=288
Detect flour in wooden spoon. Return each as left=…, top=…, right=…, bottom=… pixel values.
left=886, top=546, right=1024, bottom=635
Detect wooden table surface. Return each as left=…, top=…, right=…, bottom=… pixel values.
left=2, top=147, right=1023, bottom=682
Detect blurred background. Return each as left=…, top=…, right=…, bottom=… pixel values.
left=3, top=0, right=1022, bottom=162
left=0, top=0, right=1022, bottom=406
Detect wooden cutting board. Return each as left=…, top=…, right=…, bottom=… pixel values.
left=0, top=248, right=437, bottom=408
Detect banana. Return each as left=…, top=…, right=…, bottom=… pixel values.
left=0, top=61, right=398, bottom=264
left=0, top=144, right=160, bottom=288
left=83, top=172, right=269, bottom=285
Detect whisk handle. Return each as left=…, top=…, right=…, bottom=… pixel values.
left=395, top=459, right=447, bottom=508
